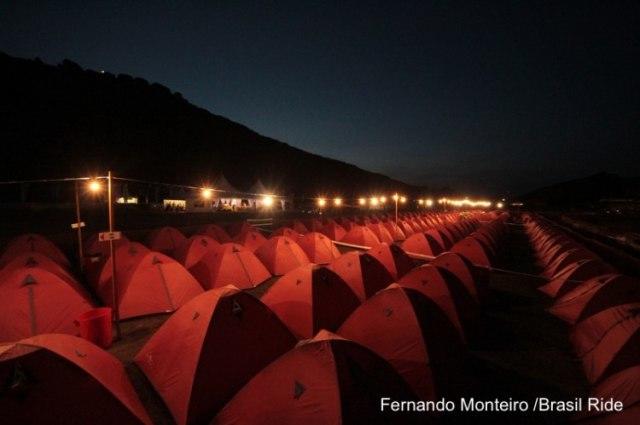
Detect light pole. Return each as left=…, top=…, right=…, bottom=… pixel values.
left=392, top=193, right=399, bottom=227
left=73, top=180, right=85, bottom=273
left=107, top=171, right=121, bottom=340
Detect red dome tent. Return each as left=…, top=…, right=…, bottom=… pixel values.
left=397, top=265, right=468, bottom=340
left=451, top=236, right=493, bottom=267
left=226, top=221, right=255, bottom=238
left=367, top=242, right=415, bottom=280
left=0, top=233, right=69, bottom=268
left=548, top=274, right=640, bottom=324
left=580, top=313, right=640, bottom=384
left=174, top=235, right=221, bottom=269
left=188, top=243, right=271, bottom=290
left=338, top=284, right=466, bottom=401
left=320, top=222, right=347, bottom=241
left=135, top=286, right=296, bottom=425
left=328, top=251, right=394, bottom=301
left=272, top=226, right=298, bottom=238
left=433, top=226, right=455, bottom=248
left=95, top=242, right=150, bottom=289
left=296, top=232, right=341, bottom=264
left=543, top=248, right=597, bottom=279
left=146, top=226, right=187, bottom=257
left=576, top=366, right=640, bottom=424
left=83, top=233, right=131, bottom=285
left=213, top=331, right=425, bottom=425
left=570, top=303, right=640, bottom=358
left=0, top=252, right=78, bottom=288
left=424, top=228, right=452, bottom=250
left=97, top=249, right=203, bottom=320
left=85, top=233, right=131, bottom=258
left=430, top=252, right=481, bottom=302
left=398, top=220, right=416, bottom=237
left=303, top=218, right=324, bottom=232
left=288, top=219, right=309, bottom=234
left=401, top=232, right=444, bottom=257
left=0, top=267, right=93, bottom=342
left=0, top=334, right=151, bottom=424
left=198, top=224, right=232, bottom=243
left=261, top=264, right=360, bottom=338
left=336, top=217, right=354, bottom=231
left=366, top=222, right=395, bottom=244
left=254, top=236, right=310, bottom=275
left=233, top=230, right=267, bottom=252
left=538, top=259, right=615, bottom=299
left=382, top=220, right=406, bottom=241
left=340, top=225, right=380, bottom=247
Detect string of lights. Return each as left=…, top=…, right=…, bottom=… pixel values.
left=0, top=174, right=503, bottom=209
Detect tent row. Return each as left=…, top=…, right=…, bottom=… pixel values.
left=0, top=209, right=509, bottom=424
left=135, top=213, right=510, bottom=424
left=524, top=214, right=640, bottom=424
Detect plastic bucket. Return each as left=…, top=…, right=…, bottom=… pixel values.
left=74, top=307, right=113, bottom=348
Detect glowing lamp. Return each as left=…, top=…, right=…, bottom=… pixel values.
left=201, top=188, right=213, bottom=200
left=87, top=180, right=102, bottom=193
left=262, top=195, right=274, bottom=207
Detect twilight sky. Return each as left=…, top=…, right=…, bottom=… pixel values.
left=1, top=1, right=638, bottom=195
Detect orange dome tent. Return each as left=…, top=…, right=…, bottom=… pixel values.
left=328, top=251, right=394, bottom=301
left=0, top=334, right=151, bottom=424
left=272, top=226, right=299, bottom=238
left=338, top=285, right=466, bottom=400
left=174, top=235, right=221, bottom=269
left=366, top=222, right=395, bottom=244
left=340, top=225, right=380, bottom=247
left=296, top=232, right=341, bottom=264
left=254, top=236, right=310, bottom=275
left=382, top=220, right=406, bottom=241
left=146, top=226, right=187, bottom=257
left=0, top=252, right=78, bottom=288
left=213, top=331, right=424, bottom=425
left=188, top=243, right=271, bottom=290
left=226, top=221, right=255, bottom=238
left=320, top=222, right=347, bottom=241
left=0, top=267, right=93, bottom=342
left=97, top=248, right=203, bottom=320
left=0, top=233, right=69, bottom=268
left=401, top=232, right=444, bottom=257
left=397, top=264, right=468, bottom=340
left=549, top=274, right=640, bottom=324
left=234, top=230, right=267, bottom=252
left=367, top=242, right=415, bottom=280
left=198, top=224, right=232, bottom=243
left=261, top=264, right=360, bottom=338
left=135, top=286, right=296, bottom=425
left=430, top=252, right=481, bottom=302
left=538, top=259, right=615, bottom=299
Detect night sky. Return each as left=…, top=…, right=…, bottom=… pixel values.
left=1, top=1, right=638, bottom=195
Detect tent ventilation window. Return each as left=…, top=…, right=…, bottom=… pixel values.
left=232, top=301, right=243, bottom=317
left=293, top=380, right=306, bottom=399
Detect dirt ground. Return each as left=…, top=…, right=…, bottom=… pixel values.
left=103, top=223, right=589, bottom=425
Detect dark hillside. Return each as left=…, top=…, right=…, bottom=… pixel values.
left=0, top=52, right=416, bottom=196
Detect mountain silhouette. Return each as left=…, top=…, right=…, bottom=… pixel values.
left=0, top=52, right=417, bottom=197
left=520, top=172, right=640, bottom=207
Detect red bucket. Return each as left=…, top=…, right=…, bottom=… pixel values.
left=74, top=307, right=113, bottom=348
